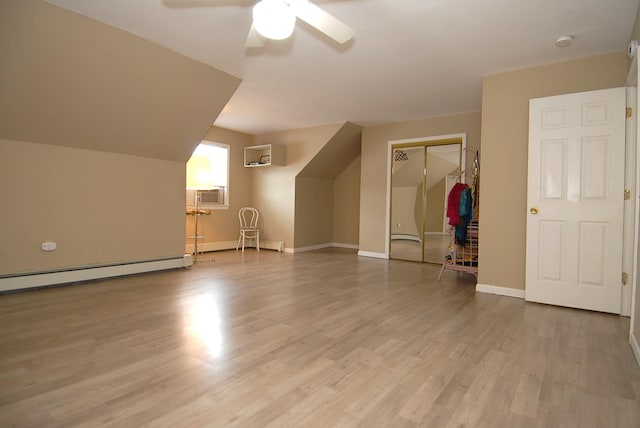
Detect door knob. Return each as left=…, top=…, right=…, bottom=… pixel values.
left=530, top=207, right=539, bottom=214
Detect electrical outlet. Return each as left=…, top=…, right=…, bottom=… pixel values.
left=41, top=241, right=57, bottom=251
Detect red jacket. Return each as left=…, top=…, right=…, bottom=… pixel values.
left=447, top=182, right=468, bottom=225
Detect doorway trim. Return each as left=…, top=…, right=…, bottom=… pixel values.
left=626, top=46, right=640, bottom=364
left=385, top=133, right=467, bottom=259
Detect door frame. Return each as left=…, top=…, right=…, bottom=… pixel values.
left=625, top=65, right=638, bottom=318
left=626, top=48, right=640, bottom=360
left=385, top=133, right=467, bottom=259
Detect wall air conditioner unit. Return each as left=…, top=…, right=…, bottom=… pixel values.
left=186, top=187, right=225, bottom=208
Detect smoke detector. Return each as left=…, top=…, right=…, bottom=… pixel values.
left=555, top=35, right=574, bottom=48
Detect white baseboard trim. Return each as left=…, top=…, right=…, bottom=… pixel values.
left=357, top=251, right=388, bottom=259
left=282, top=242, right=359, bottom=254
left=289, top=243, right=333, bottom=253
left=631, top=331, right=640, bottom=369
left=0, top=255, right=192, bottom=293
left=186, top=240, right=237, bottom=253
left=189, top=241, right=358, bottom=254
left=476, top=283, right=526, bottom=299
left=261, top=241, right=284, bottom=252
left=332, top=242, right=359, bottom=250
left=186, top=240, right=284, bottom=253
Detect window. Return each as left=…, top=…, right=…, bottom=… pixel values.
left=186, top=141, right=230, bottom=209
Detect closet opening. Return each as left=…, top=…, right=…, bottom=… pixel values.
left=388, top=135, right=466, bottom=264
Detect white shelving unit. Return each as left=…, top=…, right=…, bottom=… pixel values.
left=244, top=144, right=285, bottom=167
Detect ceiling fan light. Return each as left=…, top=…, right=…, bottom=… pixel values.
left=252, top=0, right=296, bottom=40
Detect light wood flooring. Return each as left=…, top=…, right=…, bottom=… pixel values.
left=1, top=248, right=639, bottom=427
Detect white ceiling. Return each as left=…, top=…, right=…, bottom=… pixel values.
left=45, top=0, right=639, bottom=135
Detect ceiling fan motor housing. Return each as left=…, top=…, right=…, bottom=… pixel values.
left=253, top=0, right=296, bottom=40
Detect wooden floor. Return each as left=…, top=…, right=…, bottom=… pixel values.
left=1, top=248, right=639, bottom=427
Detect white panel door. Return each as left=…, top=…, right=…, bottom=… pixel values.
left=526, top=88, right=626, bottom=314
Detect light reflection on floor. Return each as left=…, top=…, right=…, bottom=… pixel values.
left=184, top=293, right=225, bottom=358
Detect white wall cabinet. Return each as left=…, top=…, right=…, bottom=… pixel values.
left=244, top=144, right=285, bottom=167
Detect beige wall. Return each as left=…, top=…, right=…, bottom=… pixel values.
left=0, top=139, right=185, bottom=275
left=334, top=156, right=361, bottom=246
left=298, top=123, right=362, bottom=179
left=252, top=123, right=345, bottom=248
left=359, top=111, right=482, bottom=255
left=479, top=52, right=628, bottom=290
left=0, top=0, right=240, bottom=162
left=0, top=1, right=241, bottom=276
left=188, top=127, right=254, bottom=245
left=294, top=122, right=362, bottom=248
left=631, top=8, right=640, bottom=47
left=192, top=123, right=362, bottom=251
left=246, top=122, right=362, bottom=250
left=294, top=177, right=334, bottom=248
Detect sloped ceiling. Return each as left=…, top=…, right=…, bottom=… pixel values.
left=42, top=0, right=639, bottom=135
left=0, top=0, right=241, bottom=162
left=297, top=122, right=362, bottom=179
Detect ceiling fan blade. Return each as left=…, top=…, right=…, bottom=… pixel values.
left=289, top=0, right=354, bottom=44
left=246, top=22, right=266, bottom=48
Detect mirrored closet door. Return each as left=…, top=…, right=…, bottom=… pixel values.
left=390, top=140, right=463, bottom=264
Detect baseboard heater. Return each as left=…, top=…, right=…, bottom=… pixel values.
left=0, top=255, right=193, bottom=293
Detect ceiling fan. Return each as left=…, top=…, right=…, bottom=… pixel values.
left=246, top=0, right=355, bottom=47
left=165, top=0, right=355, bottom=48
